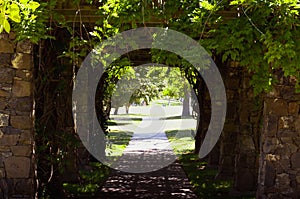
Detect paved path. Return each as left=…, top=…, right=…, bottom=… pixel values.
left=97, top=106, right=198, bottom=198
left=112, top=117, right=177, bottom=173
left=97, top=161, right=198, bottom=199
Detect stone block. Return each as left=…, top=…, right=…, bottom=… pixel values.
left=14, top=179, right=34, bottom=195
left=278, top=129, right=298, bottom=138
left=0, top=146, right=10, bottom=152
left=16, top=41, right=32, bottom=54
left=282, top=86, right=298, bottom=100
left=0, top=168, right=5, bottom=178
left=8, top=97, right=32, bottom=112
left=0, top=126, right=21, bottom=135
left=291, top=152, right=300, bottom=169
left=1, top=152, right=12, bottom=158
left=12, top=80, right=31, bottom=97
left=267, top=87, right=280, bottom=98
left=9, top=32, right=16, bottom=40
left=0, top=54, right=12, bottom=67
left=11, top=146, right=31, bottom=156
left=0, top=39, right=14, bottom=53
left=0, top=135, right=19, bottom=146
left=295, top=116, right=300, bottom=134
left=0, top=68, right=13, bottom=83
left=275, top=173, right=290, bottom=190
left=0, top=97, right=7, bottom=110
left=288, top=102, right=299, bottom=115
left=11, top=53, right=32, bottom=70
left=0, top=89, right=10, bottom=97
left=4, top=157, right=31, bottom=178
left=0, top=113, right=9, bottom=126
left=278, top=116, right=293, bottom=130
left=10, top=116, right=32, bottom=130
left=19, top=130, right=33, bottom=145
left=266, top=154, right=280, bottom=162
left=0, top=129, right=4, bottom=139
left=263, top=138, right=280, bottom=153
left=15, top=70, right=32, bottom=81
left=264, top=98, right=288, bottom=116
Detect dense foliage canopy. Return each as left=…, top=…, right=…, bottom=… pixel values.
left=1, top=0, right=299, bottom=92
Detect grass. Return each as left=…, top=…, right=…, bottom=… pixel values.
left=178, top=152, right=255, bottom=199
left=165, top=129, right=195, bottom=155
left=165, top=130, right=255, bottom=199
left=63, top=162, right=110, bottom=197
left=105, top=130, right=133, bottom=158
left=63, top=129, right=133, bottom=197
left=107, top=120, right=130, bottom=126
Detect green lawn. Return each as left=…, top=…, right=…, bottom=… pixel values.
left=165, top=129, right=195, bottom=155
left=105, top=129, right=133, bottom=159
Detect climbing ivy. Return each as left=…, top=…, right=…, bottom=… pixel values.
left=91, top=0, right=300, bottom=94
left=196, top=0, right=300, bottom=93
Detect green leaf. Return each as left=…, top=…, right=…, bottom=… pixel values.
left=28, top=1, right=40, bottom=11
left=8, top=3, right=21, bottom=23
left=9, top=3, right=20, bottom=13
left=200, top=1, right=214, bottom=11
left=3, top=18, right=10, bottom=33
left=0, top=25, right=3, bottom=33
left=9, top=13, right=21, bottom=23
left=19, top=0, right=29, bottom=4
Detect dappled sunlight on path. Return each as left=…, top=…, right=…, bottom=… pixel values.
left=98, top=161, right=198, bottom=199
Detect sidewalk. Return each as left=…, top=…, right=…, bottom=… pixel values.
left=97, top=161, right=198, bottom=199
left=98, top=105, right=198, bottom=198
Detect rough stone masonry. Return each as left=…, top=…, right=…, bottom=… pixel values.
left=0, top=33, right=35, bottom=199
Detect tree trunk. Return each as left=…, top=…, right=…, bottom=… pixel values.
left=114, top=107, right=119, bottom=115
left=125, top=104, right=130, bottom=114
left=182, top=83, right=190, bottom=117
left=194, top=79, right=206, bottom=154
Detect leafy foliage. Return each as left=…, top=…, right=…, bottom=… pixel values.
left=0, top=0, right=52, bottom=43
left=196, top=0, right=300, bottom=93
left=0, top=0, right=39, bottom=33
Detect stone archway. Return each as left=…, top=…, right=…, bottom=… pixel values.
left=0, top=31, right=300, bottom=198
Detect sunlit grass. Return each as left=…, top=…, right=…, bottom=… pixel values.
left=165, top=129, right=195, bottom=155
left=105, top=130, right=133, bottom=158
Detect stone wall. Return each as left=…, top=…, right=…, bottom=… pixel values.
left=257, top=75, right=300, bottom=198
left=233, top=70, right=262, bottom=194
left=0, top=33, right=35, bottom=198
left=217, top=63, right=262, bottom=195
left=217, top=62, right=241, bottom=179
